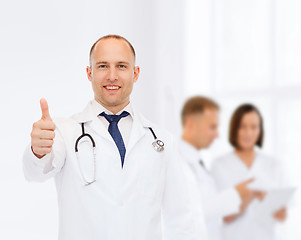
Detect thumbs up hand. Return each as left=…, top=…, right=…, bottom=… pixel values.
left=31, top=98, right=56, bottom=158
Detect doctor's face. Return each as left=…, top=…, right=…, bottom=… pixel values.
left=87, top=38, right=140, bottom=114
left=237, top=111, right=261, bottom=150
left=192, top=108, right=219, bottom=149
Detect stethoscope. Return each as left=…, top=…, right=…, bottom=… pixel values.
left=75, top=122, right=164, bottom=186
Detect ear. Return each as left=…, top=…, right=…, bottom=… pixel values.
left=133, top=66, right=140, bottom=83
left=185, top=116, right=194, bottom=129
left=86, top=66, right=92, bottom=82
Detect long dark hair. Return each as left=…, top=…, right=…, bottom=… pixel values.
left=229, top=103, right=264, bottom=148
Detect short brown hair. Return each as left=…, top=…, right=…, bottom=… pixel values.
left=229, top=103, right=264, bottom=148
left=181, top=96, right=219, bottom=125
left=89, top=34, right=136, bottom=65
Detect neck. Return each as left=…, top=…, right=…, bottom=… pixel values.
left=95, top=98, right=130, bottom=114
left=235, top=147, right=255, bottom=168
left=182, top=133, right=202, bottom=150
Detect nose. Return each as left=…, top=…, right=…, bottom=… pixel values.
left=108, top=68, right=118, bottom=81
left=245, top=128, right=253, bottom=136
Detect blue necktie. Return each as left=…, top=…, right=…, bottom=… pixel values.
left=100, top=111, right=129, bottom=168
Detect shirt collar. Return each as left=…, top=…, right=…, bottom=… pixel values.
left=91, top=99, right=134, bottom=118
left=179, top=138, right=201, bottom=164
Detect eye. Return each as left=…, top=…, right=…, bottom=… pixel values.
left=118, top=64, right=127, bottom=69
left=98, top=65, right=107, bottom=69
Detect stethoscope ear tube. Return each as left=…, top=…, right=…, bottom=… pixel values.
left=75, top=123, right=96, bottom=152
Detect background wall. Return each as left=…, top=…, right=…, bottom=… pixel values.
left=0, top=0, right=300, bottom=239
left=184, top=0, right=301, bottom=239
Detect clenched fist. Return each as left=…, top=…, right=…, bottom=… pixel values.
left=31, top=98, right=56, bottom=158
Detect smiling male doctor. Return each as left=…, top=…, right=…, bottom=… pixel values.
left=23, top=35, right=199, bottom=240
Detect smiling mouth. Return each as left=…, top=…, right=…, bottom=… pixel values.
left=104, top=85, right=121, bottom=90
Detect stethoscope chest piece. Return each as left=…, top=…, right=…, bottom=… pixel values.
left=152, top=139, right=164, bottom=152
left=148, top=127, right=164, bottom=152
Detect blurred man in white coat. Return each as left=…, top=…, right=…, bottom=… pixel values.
left=23, top=35, right=199, bottom=240
left=178, top=96, right=255, bottom=240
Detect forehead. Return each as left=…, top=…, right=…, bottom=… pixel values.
left=202, top=108, right=219, bottom=119
left=241, top=111, right=260, bottom=123
left=91, top=38, right=134, bottom=64
left=193, top=108, right=219, bottom=122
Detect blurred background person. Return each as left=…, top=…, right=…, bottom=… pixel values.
left=211, top=104, right=287, bottom=240
left=178, top=96, right=256, bottom=240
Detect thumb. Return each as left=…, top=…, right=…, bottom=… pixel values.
left=237, top=178, right=254, bottom=188
left=40, top=98, right=52, bottom=120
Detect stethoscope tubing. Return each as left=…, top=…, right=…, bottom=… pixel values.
left=75, top=123, right=164, bottom=185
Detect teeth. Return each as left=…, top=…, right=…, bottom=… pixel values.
left=106, top=86, right=119, bottom=90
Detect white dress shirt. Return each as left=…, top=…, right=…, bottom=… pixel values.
left=91, top=99, right=133, bottom=147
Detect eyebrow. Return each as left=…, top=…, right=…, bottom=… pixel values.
left=95, top=61, right=108, bottom=65
left=95, top=61, right=130, bottom=65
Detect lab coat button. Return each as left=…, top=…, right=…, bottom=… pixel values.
left=119, top=202, right=124, bottom=207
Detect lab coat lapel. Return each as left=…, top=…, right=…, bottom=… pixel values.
left=126, top=110, right=149, bottom=155
left=72, top=101, right=113, bottom=143
left=89, top=117, right=113, bottom=142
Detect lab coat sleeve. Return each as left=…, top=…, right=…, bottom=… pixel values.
left=202, top=187, right=241, bottom=220
left=161, top=138, right=201, bottom=240
left=23, top=122, right=66, bottom=182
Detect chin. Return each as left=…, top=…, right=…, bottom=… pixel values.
left=203, top=144, right=211, bottom=149
left=240, top=145, right=254, bottom=151
left=101, top=98, right=120, bottom=105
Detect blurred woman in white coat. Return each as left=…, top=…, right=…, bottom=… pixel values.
left=211, top=104, right=287, bottom=240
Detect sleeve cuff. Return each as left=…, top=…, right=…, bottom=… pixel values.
left=24, top=145, right=55, bottom=173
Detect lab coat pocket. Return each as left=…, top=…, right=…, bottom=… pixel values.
left=137, top=150, right=165, bottom=202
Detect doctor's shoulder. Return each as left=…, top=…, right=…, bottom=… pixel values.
left=51, top=116, right=80, bottom=143
left=256, top=150, right=283, bottom=173
left=137, top=112, right=174, bottom=152
left=256, top=150, right=275, bottom=162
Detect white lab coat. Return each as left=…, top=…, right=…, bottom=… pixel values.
left=178, top=140, right=241, bottom=240
left=23, top=101, right=198, bottom=240
left=211, top=151, right=284, bottom=240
